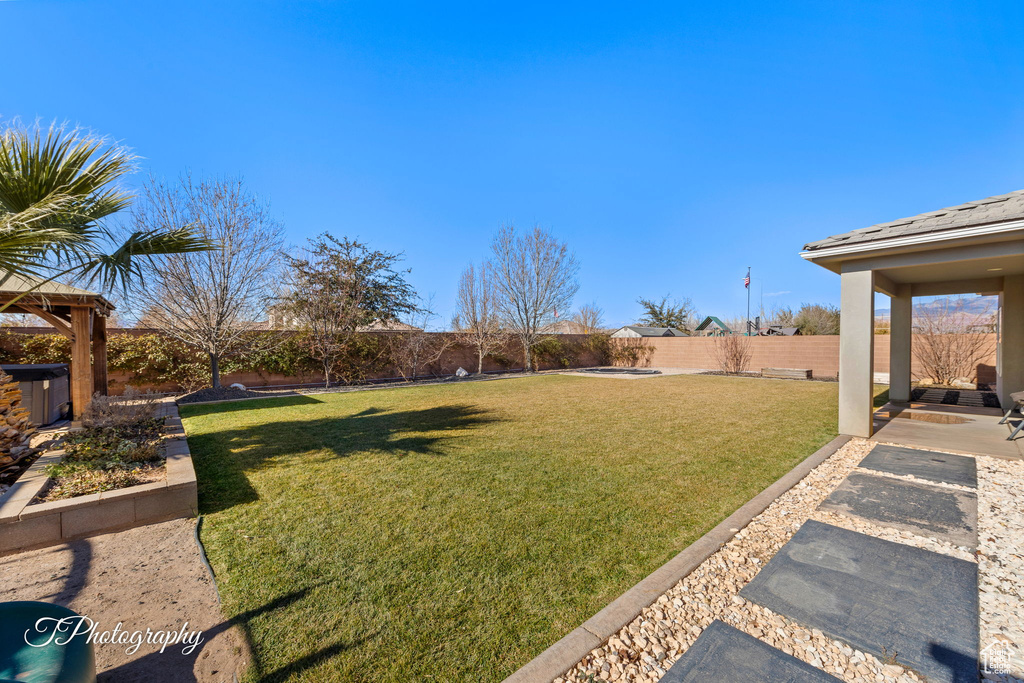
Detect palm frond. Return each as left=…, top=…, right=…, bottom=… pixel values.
left=78, top=227, right=215, bottom=292
left=0, top=123, right=135, bottom=230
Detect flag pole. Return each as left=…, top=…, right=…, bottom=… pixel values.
left=746, top=266, right=751, bottom=336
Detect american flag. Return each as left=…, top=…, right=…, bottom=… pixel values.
left=744, top=271, right=750, bottom=289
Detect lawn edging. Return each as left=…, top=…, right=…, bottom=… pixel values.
left=503, top=434, right=852, bottom=683
left=0, top=399, right=198, bottom=556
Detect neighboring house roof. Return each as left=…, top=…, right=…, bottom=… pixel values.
left=694, top=316, right=732, bottom=333
left=762, top=326, right=800, bottom=336
left=357, top=319, right=423, bottom=332
left=803, top=188, right=1024, bottom=252
left=540, top=319, right=588, bottom=334
left=611, top=326, right=687, bottom=337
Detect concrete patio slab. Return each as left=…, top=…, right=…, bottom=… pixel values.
left=819, top=472, right=978, bottom=548
left=740, top=520, right=978, bottom=683
left=859, top=444, right=977, bottom=488
left=872, top=403, right=1023, bottom=460
left=661, top=620, right=842, bottom=683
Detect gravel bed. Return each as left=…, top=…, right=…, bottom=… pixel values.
left=559, top=437, right=1024, bottom=683
left=977, top=456, right=1024, bottom=681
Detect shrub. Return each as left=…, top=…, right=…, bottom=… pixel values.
left=82, top=387, right=160, bottom=429
left=714, top=335, right=753, bottom=374
left=42, top=392, right=164, bottom=501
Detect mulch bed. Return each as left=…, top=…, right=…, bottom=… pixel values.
left=176, top=386, right=270, bottom=404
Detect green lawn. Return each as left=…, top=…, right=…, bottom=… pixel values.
left=181, top=375, right=873, bottom=682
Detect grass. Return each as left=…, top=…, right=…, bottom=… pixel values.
left=181, top=374, right=886, bottom=682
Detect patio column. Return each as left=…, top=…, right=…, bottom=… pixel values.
left=998, top=274, right=1024, bottom=408
left=93, top=314, right=108, bottom=396
left=839, top=266, right=875, bottom=437
left=889, top=284, right=912, bottom=402
left=70, top=306, right=93, bottom=421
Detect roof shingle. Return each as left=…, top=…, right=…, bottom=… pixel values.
left=803, top=189, right=1024, bottom=251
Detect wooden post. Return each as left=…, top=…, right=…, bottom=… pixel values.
left=70, top=307, right=93, bottom=421
left=93, top=313, right=108, bottom=396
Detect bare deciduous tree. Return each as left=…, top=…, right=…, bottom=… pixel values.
left=572, top=302, right=605, bottom=334
left=714, top=334, right=753, bottom=374
left=132, top=176, right=284, bottom=388
left=282, top=234, right=418, bottom=386
left=489, top=224, right=579, bottom=371
left=452, top=262, right=504, bottom=374
left=913, top=297, right=996, bottom=386
left=386, top=298, right=454, bottom=380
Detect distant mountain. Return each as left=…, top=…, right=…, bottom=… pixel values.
left=874, top=295, right=997, bottom=319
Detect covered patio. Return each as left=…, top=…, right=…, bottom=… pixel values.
left=0, top=274, right=113, bottom=420
left=802, top=189, right=1024, bottom=450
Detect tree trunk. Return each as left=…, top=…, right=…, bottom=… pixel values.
left=477, top=345, right=484, bottom=374
left=523, top=341, right=532, bottom=372
left=323, top=358, right=331, bottom=388
left=210, top=352, right=221, bottom=388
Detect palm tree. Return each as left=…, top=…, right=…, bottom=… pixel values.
left=0, top=122, right=210, bottom=305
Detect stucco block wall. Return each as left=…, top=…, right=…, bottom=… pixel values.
left=631, top=334, right=997, bottom=383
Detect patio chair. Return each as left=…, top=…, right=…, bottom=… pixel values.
left=0, top=601, right=96, bottom=683
left=1001, top=391, right=1024, bottom=441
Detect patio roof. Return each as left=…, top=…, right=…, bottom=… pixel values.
left=800, top=189, right=1024, bottom=436
left=0, top=273, right=114, bottom=315
left=803, top=188, right=1024, bottom=253
left=0, top=272, right=114, bottom=420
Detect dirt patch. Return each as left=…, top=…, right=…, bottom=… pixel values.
left=0, top=518, right=249, bottom=682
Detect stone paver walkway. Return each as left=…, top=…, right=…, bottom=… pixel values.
left=558, top=439, right=1024, bottom=683
left=741, top=520, right=978, bottom=683
left=819, top=472, right=978, bottom=547
left=662, top=620, right=842, bottom=682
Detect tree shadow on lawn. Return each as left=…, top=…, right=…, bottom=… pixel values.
left=180, top=394, right=326, bottom=417
left=98, top=583, right=377, bottom=683
left=191, top=403, right=501, bottom=514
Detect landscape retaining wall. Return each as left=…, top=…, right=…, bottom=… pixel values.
left=0, top=399, right=197, bottom=555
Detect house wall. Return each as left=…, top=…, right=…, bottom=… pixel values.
left=623, top=334, right=998, bottom=383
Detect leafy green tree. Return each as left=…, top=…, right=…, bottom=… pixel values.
left=794, top=303, right=841, bottom=335
left=282, top=234, right=420, bottom=386
left=636, top=295, right=696, bottom=332
left=0, top=123, right=209, bottom=301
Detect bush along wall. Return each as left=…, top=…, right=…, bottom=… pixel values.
left=0, top=330, right=612, bottom=392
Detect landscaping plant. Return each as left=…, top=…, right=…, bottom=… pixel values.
left=42, top=389, right=164, bottom=500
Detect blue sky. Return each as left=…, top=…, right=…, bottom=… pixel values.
left=5, top=1, right=1024, bottom=327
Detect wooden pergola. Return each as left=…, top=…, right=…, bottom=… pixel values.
left=0, top=274, right=114, bottom=420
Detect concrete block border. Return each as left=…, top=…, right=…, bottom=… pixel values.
left=0, top=399, right=198, bottom=556
left=503, top=434, right=853, bottom=683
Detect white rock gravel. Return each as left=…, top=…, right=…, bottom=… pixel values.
left=557, top=438, right=1024, bottom=683
left=977, top=455, right=1024, bottom=682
